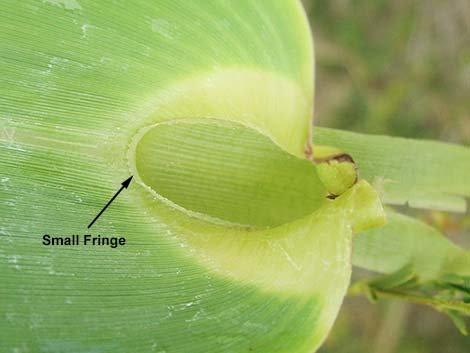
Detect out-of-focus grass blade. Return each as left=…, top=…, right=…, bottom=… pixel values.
left=353, top=210, right=470, bottom=280
left=352, top=210, right=470, bottom=333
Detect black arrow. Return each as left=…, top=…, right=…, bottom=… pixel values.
left=87, top=176, right=133, bottom=228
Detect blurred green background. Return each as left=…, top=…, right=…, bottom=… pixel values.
left=302, top=0, right=470, bottom=352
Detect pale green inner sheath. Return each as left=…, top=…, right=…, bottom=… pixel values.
left=133, top=119, right=327, bottom=228
left=128, top=118, right=385, bottom=299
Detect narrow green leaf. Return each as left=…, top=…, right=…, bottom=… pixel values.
left=445, top=310, right=469, bottom=336
left=367, top=263, right=417, bottom=290
left=351, top=210, right=470, bottom=334
left=315, top=127, right=470, bottom=212
left=353, top=210, right=470, bottom=281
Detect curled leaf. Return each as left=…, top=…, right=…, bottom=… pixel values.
left=315, top=128, right=470, bottom=213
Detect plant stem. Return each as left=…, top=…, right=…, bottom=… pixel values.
left=350, top=285, right=470, bottom=313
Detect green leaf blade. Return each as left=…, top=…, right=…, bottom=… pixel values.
left=315, top=127, right=470, bottom=212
